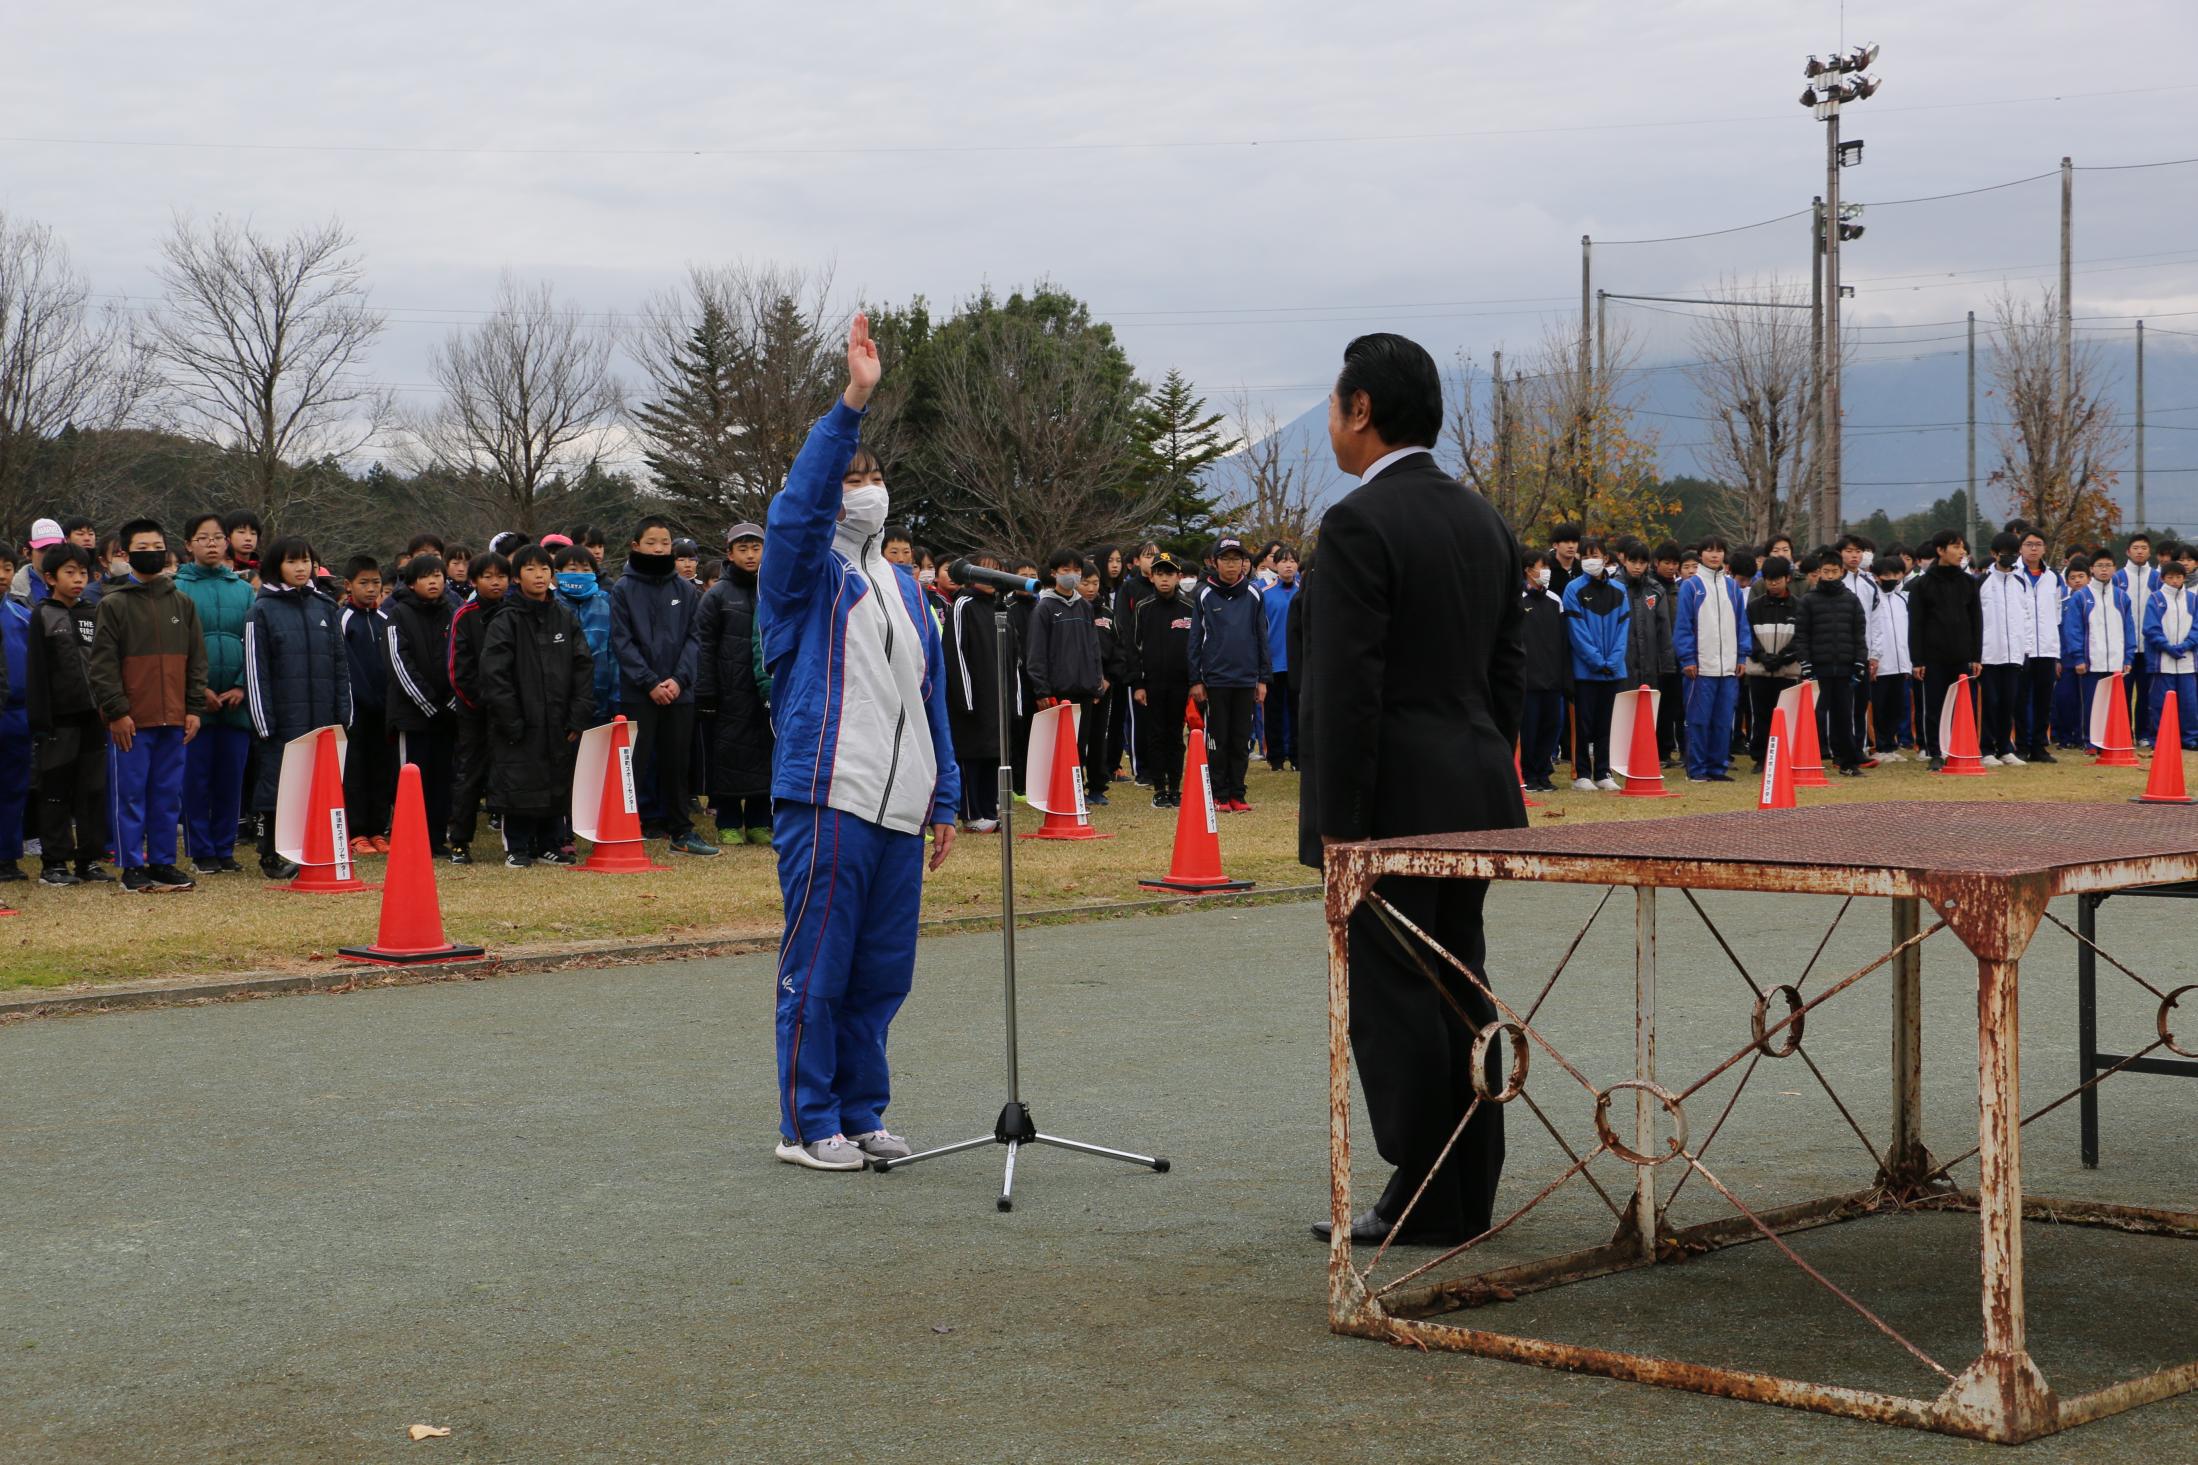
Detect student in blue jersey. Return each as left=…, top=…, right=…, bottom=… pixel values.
left=1261, top=547, right=1299, bottom=772
left=2117, top=533, right=2162, bottom=741
left=757, top=313, right=961, bottom=1173
left=1559, top=537, right=1629, bottom=791
left=2143, top=559, right=2198, bottom=749
left=1673, top=535, right=1753, bottom=783
left=2063, top=548, right=2136, bottom=753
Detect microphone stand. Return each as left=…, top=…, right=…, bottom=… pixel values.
left=875, top=600, right=1169, bottom=1210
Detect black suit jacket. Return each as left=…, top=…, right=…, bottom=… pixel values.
left=1298, top=450, right=1527, bottom=868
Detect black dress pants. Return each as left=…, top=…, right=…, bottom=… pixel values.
left=628, top=699, right=698, bottom=838
left=1349, top=873, right=1506, bottom=1238
left=1202, top=686, right=1255, bottom=802
left=1140, top=681, right=1188, bottom=797
left=343, top=707, right=395, bottom=840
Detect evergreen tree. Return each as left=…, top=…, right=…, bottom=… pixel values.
left=633, top=299, right=743, bottom=524
left=1135, top=369, right=1233, bottom=540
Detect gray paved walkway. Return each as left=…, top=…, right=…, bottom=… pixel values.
left=4, top=887, right=2195, bottom=1462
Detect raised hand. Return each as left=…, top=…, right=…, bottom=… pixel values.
left=844, top=311, right=882, bottom=409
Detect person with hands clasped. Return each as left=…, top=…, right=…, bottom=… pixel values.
left=1187, top=536, right=1269, bottom=812
left=2143, top=559, right=2198, bottom=749
left=758, top=313, right=962, bottom=1173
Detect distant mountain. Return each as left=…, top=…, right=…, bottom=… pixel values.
left=1236, top=345, right=2198, bottom=532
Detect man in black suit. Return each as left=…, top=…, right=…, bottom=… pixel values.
left=1301, top=333, right=1526, bottom=1247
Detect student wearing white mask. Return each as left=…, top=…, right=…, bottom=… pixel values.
left=758, top=314, right=962, bottom=1173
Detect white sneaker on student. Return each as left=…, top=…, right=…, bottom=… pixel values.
left=2001, top=751, right=2026, bottom=765
left=775, top=1134, right=868, bottom=1171
left=1594, top=777, right=1621, bottom=792
left=1980, top=754, right=2002, bottom=767
left=1571, top=777, right=1597, bottom=792
left=1877, top=750, right=1905, bottom=763
left=852, top=1129, right=914, bottom=1162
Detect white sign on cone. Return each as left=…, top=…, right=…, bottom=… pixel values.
left=1608, top=686, right=1660, bottom=782
left=273, top=724, right=349, bottom=865
left=570, top=721, right=619, bottom=843
left=1025, top=702, right=1083, bottom=816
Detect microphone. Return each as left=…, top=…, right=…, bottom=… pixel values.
left=949, top=559, right=1040, bottom=595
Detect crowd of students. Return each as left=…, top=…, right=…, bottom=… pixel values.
left=1522, top=520, right=2191, bottom=793
left=0, top=507, right=1303, bottom=896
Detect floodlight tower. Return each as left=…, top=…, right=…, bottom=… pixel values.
left=1802, top=42, right=1880, bottom=538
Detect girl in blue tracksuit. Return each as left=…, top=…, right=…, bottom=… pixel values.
left=2143, top=564, right=2198, bottom=748
left=757, top=314, right=961, bottom=1172
left=1560, top=545, right=1629, bottom=788
left=1673, top=540, right=1754, bottom=781
left=2061, top=551, right=2135, bottom=750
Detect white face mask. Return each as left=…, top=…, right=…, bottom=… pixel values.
left=837, top=481, right=889, bottom=543
left=917, top=568, right=936, bottom=586
left=1859, top=550, right=1875, bottom=571
left=1055, top=571, right=1082, bottom=594
left=1580, top=556, right=1606, bottom=579
left=1534, top=567, right=1551, bottom=588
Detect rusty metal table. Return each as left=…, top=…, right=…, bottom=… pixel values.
left=1323, top=802, right=2198, bottom=1445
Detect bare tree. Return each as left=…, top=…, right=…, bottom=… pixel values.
left=413, top=275, right=624, bottom=534
left=627, top=262, right=839, bottom=529
left=0, top=211, right=161, bottom=536
left=149, top=213, right=389, bottom=523
left=1988, top=286, right=2128, bottom=552
left=1217, top=396, right=1321, bottom=549
left=1450, top=322, right=1667, bottom=542
left=1685, top=277, right=1819, bottom=544
left=925, top=307, right=1161, bottom=558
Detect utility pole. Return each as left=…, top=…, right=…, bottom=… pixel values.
left=2060, top=156, right=2075, bottom=527
left=1809, top=197, right=1825, bottom=541
left=1802, top=42, right=1878, bottom=542
left=2136, top=320, right=2147, bottom=531
left=1492, top=348, right=1510, bottom=504
left=1579, top=235, right=1592, bottom=525
left=1966, top=311, right=1979, bottom=554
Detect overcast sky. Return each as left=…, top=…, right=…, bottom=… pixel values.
left=7, top=0, right=2196, bottom=465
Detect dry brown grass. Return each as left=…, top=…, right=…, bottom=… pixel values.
left=0, top=750, right=2152, bottom=989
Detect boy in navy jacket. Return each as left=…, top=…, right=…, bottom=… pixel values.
left=1187, top=536, right=1270, bottom=812
left=339, top=556, right=393, bottom=844
left=610, top=517, right=714, bottom=856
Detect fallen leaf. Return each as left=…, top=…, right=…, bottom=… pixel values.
left=408, top=1425, right=451, bottom=1441
left=932, top=1325, right=954, bottom=1335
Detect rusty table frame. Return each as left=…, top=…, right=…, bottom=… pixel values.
left=1323, top=806, right=2198, bottom=1445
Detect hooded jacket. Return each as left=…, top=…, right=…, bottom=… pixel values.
left=479, top=590, right=595, bottom=813
left=1027, top=588, right=1103, bottom=702
left=696, top=564, right=774, bottom=798
left=1186, top=572, right=1269, bottom=688
left=1674, top=565, right=1752, bottom=678
left=1908, top=561, right=1984, bottom=668
left=555, top=570, right=619, bottom=717
left=609, top=554, right=701, bottom=704
left=1560, top=571, right=1630, bottom=681
left=383, top=585, right=457, bottom=732
left=756, top=399, right=960, bottom=835
left=173, top=559, right=255, bottom=731
left=26, top=595, right=99, bottom=732
left=1793, top=577, right=1869, bottom=677
left=244, top=582, right=352, bottom=808
left=1978, top=564, right=2036, bottom=666
left=87, top=573, right=208, bottom=728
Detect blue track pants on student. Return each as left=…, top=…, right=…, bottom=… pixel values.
left=0, top=707, right=29, bottom=860
left=1683, top=674, right=1739, bottom=779
left=773, top=800, right=925, bottom=1145
left=2149, top=673, right=2198, bottom=748
left=183, top=723, right=251, bottom=861
left=109, top=725, right=186, bottom=869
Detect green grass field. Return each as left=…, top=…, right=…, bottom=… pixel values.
left=0, top=749, right=2163, bottom=989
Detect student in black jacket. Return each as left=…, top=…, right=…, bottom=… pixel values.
left=1006, top=560, right=1040, bottom=796
left=244, top=537, right=353, bottom=877
left=1792, top=550, right=1870, bottom=775
left=695, top=523, right=773, bottom=846
left=383, top=554, right=459, bottom=857
left=1125, top=554, right=1194, bottom=807
left=1188, top=536, right=1270, bottom=811
left=1906, top=529, right=1985, bottom=769
left=337, top=557, right=393, bottom=844
left=445, top=552, right=511, bottom=861
left=480, top=545, right=595, bottom=865
left=1026, top=548, right=1107, bottom=802
left=1742, top=556, right=1803, bottom=767
left=1077, top=561, right=1126, bottom=801
left=942, top=567, right=1008, bottom=830
left=1518, top=550, right=1571, bottom=792
left=24, top=544, right=109, bottom=883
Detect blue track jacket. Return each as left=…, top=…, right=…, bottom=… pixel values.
left=758, top=401, right=959, bottom=835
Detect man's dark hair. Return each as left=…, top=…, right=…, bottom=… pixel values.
left=1730, top=552, right=1758, bottom=580
left=1335, top=333, right=1442, bottom=450
left=1990, top=530, right=2022, bottom=556
left=630, top=515, right=672, bottom=543
left=469, top=551, right=513, bottom=581
left=2004, top=517, right=2033, bottom=538
left=1523, top=548, right=1549, bottom=570
left=1654, top=540, right=1682, bottom=563
left=1577, top=535, right=1604, bottom=556
left=59, top=515, right=93, bottom=537
left=222, top=510, right=263, bottom=536
left=2067, top=553, right=2094, bottom=577
left=2019, top=527, right=2046, bottom=546
left=2128, top=531, right=2152, bottom=548
left=118, top=517, right=166, bottom=549
left=1045, top=546, right=1081, bottom=573
left=405, top=532, right=446, bottom=557
left=445, top=544, right=474, bottom=565
left=1835, top=533, right=1867, bottom=553
left=41, top=543, right=94, bottom=579
left=2164, top=558, right=2189, bottom=577
left=882, top=522, right=914, bottom=548
left=342, top=554, right=381, bottom=581
left=551, top=546, right=593, bottom=572
left=1927, top=528, right=1965, bottom=554
left=182, top=511, right=225, bottom=544
left=262, top=534, right=317, bottom=576
left=1551, top=522, right=1584, bottom=545
left=508, top=544, right=551, bottom=573
left=1766, top=529, right=1793, bottom=548
left=1760, top=554, right=1792, bottom=581
left=1699, top=535, right=1730, bottom=554
left=2090, top=546, right=2118, bottom=566
left=399, top=553, right=446, bottom=585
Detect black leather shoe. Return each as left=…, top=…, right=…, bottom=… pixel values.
left=1310, top=1207, right=1466, bottom=1247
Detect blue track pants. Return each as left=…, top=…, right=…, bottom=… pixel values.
left=110, top=725, right=187, bottom=869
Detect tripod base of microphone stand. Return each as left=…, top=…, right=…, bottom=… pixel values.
left=874, top=1101, right=1168, bottom=1211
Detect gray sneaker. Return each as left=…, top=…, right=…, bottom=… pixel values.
left=775, top=1134, right=868, bottom=1171
left=853, top=1129, right=913, bottom=1162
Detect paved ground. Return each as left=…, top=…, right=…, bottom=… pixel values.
left=5, top=884, right=2196, bottom=1463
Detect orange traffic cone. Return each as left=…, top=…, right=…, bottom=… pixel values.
left=1619, top=684, right=1680, bottom=799
left=1937, top=673, right=1988, bottom=776
left=341, top=763, right=486, bottom=965
left=1023, top=702, right=1111, bottom=841
left=1757, top=709, right=1797, bottom=810
left=575, top=715, right=669, bottom=873
left=2092, top=671, right=2142, bottom=767
left=1789, top=681, right=1830, bottom=789
left=1140, top=724, right=1253, bottom=893
left=2135, top=691, right=2195, bottom=804
left=287, top=726, right=374, bottom=893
